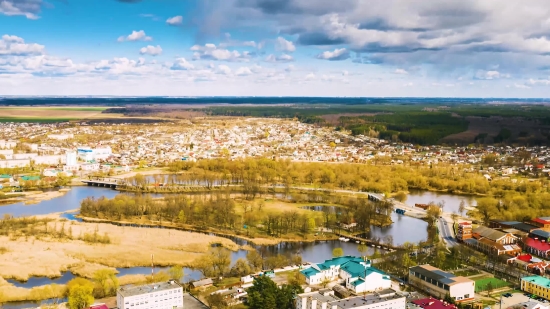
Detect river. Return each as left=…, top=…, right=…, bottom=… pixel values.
left=0, top=185, right=467, bottom=308
left=405, top=189, right=477, bottom=215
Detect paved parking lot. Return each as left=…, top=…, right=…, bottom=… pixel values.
left=492, top=293, right=535, bottom=309
left=182, top=293, right=209, bottom=309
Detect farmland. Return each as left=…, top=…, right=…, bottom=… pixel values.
left=0, top=107, right=120, bottom=123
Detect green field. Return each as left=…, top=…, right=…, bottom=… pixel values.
left=475, top=277, right=510, bottom=292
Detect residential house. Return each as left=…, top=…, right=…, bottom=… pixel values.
left=408, top=265, right=475, bottom=302
left=531, top=230, right=550, bottom=242
left=524, top=238, right=550, bottom=259
left=191, top=278, right=213, bottom=290
left=521, top=276, right=550, bottom=300
left=465, top=226, right=521, bottom=255
left=532, top=218, right=550, bottom=231
left=457, top=222, right=472, bottom=242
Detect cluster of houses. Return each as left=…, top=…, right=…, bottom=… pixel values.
left=4, top=119, right=550, bottom=172
left=457, top=216, right=550, bottom=262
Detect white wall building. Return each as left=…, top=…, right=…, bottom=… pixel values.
left=34, top=155, right=65, bottom=165
left=0, top=159, right=30, bottom=168
left=78, top=147, right=112, bottom=162
left=409, top=265, right=475, bottom=302
left=117, top=281, right=183, bottom=309
left=66, top=151, right=77, bottom=166
left=0, top=140, right=17, bottom=149
left=296, top=289, right=405, bottom=309
left=48, top=134, right=74, bottom=140
left=300, top=256, right=391, bottom=293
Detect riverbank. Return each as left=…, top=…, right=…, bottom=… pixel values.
left=0, top=189, right=71, bottom=207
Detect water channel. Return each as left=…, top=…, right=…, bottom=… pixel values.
left=0, top=185, right=470, bottom=308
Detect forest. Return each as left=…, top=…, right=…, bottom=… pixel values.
left=203, top=103, right=550, bottom=145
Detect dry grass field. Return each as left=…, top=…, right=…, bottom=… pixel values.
left=0, top=106, right=123, bottom=122
left=0, top=218, right=240, bottom=282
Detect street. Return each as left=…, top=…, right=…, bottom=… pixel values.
left=438, top=216, right=458, bottom=247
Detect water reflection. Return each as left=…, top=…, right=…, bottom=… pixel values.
left=406, top=189, right=477, bottom=215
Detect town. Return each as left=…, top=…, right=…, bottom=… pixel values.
left=0, top=117, right=549, bottom=309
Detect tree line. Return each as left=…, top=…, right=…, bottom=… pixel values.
left=79, top=191, right=394, bottom=239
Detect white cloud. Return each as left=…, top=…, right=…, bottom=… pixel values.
left=235, top=67, right=252, bottom=76
left=394, top=69, right=408, bottom=75
left=265, top=54, right=294, bottom=63
left=305, top=73, right=316, bottom=80
left=316, top=48, right=350, bottom=61
left=514, top=83, right=530, bottom=89
left=166, top=15, right=183, bottom=26
left=475, top=70, right=509, bottom=80
left=191, top=43, right=253, bottom=62
left=0, top=0, right=40, bottom=19
left=139, top=45, right=163, bottom=56
left=170, top=58, right=194, bottom=70
left=527, top=78, right=550, bottom=86
left=431, top=83, right=455, bottom=87
left=0, top=34, right=44, bottom=55
left=285, top=65, right=295, bottom=72
left=217, top=64, right=232, bottom=75
left=2, top=34, right=23, bottom=43
left=117, top=30, right=152, bottom=42
left=275, top=37, right=296, bottom=52
left=218, top=33, right=257, bottom=48
left=403, top=82, right=414, bottom=87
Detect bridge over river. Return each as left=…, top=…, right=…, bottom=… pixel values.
left=81, top=177, right=126, bottom=189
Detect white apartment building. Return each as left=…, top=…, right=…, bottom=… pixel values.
left=117, top=281, right=184, bottom=309
left=296, top=289, right=406, bottom=309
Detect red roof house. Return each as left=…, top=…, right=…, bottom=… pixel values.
left=525, top=238, right=550, bottom=258
left=412, top=298, right=458, bottom=309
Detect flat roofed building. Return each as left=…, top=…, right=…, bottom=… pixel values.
left=296, top=289, right=405, bottom=309
left=521, top=276, right=550, bottom=300
left=510, top=300, right=548, bottom=309
left=117, top=280, right=183, bottom=309
left=408, top=265, right=474, bottom=302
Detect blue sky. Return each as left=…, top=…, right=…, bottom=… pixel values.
left=2, top=0, right=550, bottom=96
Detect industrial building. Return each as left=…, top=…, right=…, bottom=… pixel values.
left=408, top=265, right=475, bottom=302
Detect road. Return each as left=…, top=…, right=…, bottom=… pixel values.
left=438, top=216, right=458, bottom=247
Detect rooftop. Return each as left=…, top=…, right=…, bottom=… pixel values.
left=411, top=298, right=458, bottom=309
left=118, top=281, right=182, bottom=297
left=330, top=292, right=404, bottom=309
left=410, top=265, right=473, bottom=286
left=522, top=276, right=550, bottom=288
left=297, top=291, right=339, bottom=303
left=512, top=300, right=548, bottom=309
left=472, top=226, right=508, bottom=241
left=525, top=238, right=550, bottom=252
